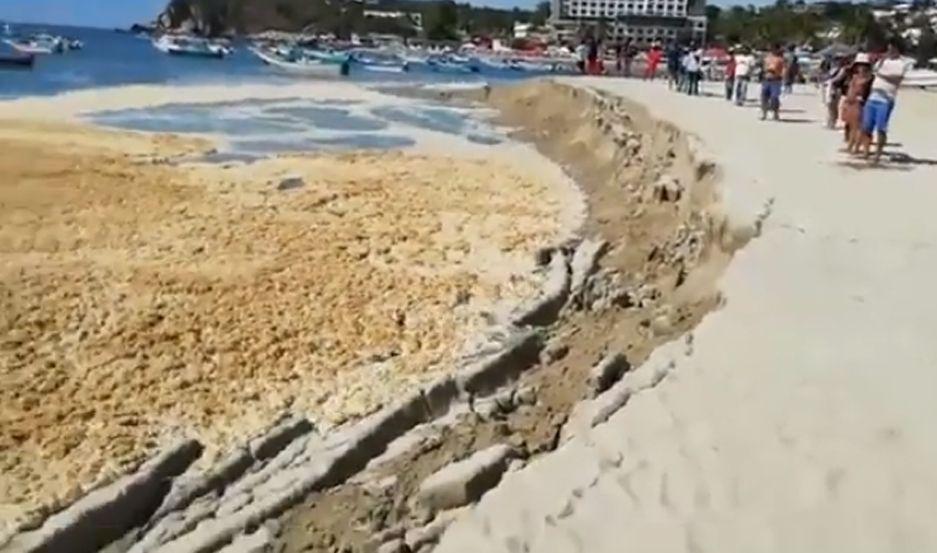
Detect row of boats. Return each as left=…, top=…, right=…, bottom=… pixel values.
left=1, top=25, right=82, bottom=69
left=149, top=35, right=578, bottom=78
left=4, top=33, right=83, bottom=54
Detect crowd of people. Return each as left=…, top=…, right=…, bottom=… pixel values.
left=574, top=35, right=912, bottom=164
left=820, top=39, right=911, bottom=163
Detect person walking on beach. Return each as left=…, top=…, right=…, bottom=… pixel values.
left=760, top=44, right=785, bottom=120
left=860, top=39, right=911, bottom=163
left=724, top=49, right=737, bottom=101
left=841, top=53, right=874, bottom=154
left=733, top=47, right=754, bottom=105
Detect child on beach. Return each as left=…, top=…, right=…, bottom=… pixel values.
left=841, top=54, right=873, bottom=154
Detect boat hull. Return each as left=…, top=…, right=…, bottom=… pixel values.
left=0, top=53, right=34, bottom=69
left=4, top=40, right=53, bottom=55
left=167, top=48, right=225, bottom=59
left=251, top=47, right=347, bottom=77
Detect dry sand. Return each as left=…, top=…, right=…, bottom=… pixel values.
left=0, top=110, right=580, bottom=535
left=435, top=82, right=937, bottom=553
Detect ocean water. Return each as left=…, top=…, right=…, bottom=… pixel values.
left=0, top=23, right=536, bottom=99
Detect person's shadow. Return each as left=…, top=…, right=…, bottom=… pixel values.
left=887, top=152, right=937, bottom=166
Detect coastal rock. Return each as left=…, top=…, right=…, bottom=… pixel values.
left=416, top=445, right=513, bottom=512
left=377, top=538, right=409, bottom=553
left=276, top=177, right=305, bottom=191
left=654, top=174, right=683, bottom=202
left=587, top=353, right=630, bottom=396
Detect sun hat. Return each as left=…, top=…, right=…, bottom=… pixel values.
left=853, top=52, right=871, bottom=65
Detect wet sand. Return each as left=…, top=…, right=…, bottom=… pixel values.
left=0, top=89, right=583, bottom=536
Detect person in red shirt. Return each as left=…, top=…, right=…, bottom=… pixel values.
left=644, top=44, right=663, bottom=80
left=724, top=49, right=737, bottom=101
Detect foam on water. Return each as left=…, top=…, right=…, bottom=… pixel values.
left=87, top=91, right=503, bottom=160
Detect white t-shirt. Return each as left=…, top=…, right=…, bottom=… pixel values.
left=870, top=57, right=911, bottom=102
left=735, top=54, right=754, bottom=77
left=683, top=53, right=700, bottom=72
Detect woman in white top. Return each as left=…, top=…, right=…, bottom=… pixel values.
left=733, top=47, right=755, bottom=106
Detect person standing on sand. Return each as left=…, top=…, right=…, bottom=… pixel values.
left=724, top=49, right=737, bottom=101
left=587, top=37, right=601, bottom=75
left=783, top=45, right=800, bottom=94
left=645, top=43, right=663, bottom=80
left=683, top=48, right=702, bottom=95
left=841, top=53, right=874, bottom=154
left=623, top=39, right=636, bottom=77
left=576, top=41, right=588, bottom=74
left=860, top=39, right=911, bottom=163
left=733, top=47, right=754, bottom=105
left=760, top=44, right=785, bottom=120
left=825, top=55, right=850, bottom=129
left=666, top=42, right=682, bottom=89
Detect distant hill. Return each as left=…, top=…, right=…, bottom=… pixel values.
left=156, top=0, right=550, bottom=38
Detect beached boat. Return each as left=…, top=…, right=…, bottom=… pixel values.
left=251, top=46, right=349, bottom=77
left=153, top=36, right=228, bottom=59
left=0, top=52, right=34, bottom=69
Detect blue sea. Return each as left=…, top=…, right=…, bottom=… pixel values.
left=0, top=23, right=534, bottom=99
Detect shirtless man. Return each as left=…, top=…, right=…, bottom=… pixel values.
left=760, top=44, right=785, bottom=120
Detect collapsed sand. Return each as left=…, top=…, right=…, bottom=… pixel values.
left=0, top=119, right=579, bottom=531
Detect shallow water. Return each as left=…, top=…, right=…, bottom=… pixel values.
left=88, top=94, right=504, bottom=159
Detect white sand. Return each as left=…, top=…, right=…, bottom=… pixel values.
left=436, top=81, right=937, bottom=552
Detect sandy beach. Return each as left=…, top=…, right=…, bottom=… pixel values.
left=435, top=82, right=937, bottom=552
left=0, top=85, right=584, bottom=536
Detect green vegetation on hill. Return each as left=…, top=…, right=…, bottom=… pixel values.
left=160, top=0, right=550, bottom=38
left=706, top=0, right=935, bottom=57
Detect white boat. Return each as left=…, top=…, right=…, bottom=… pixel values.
left=5, top=34, right=64, bottom=54
left=250, top=47, right=348, bottom=77
left=351, top=51, right=408, bottom=73
left=427, top=57, right=477, bottom=74
left=153, top=35, right=227, bottom=58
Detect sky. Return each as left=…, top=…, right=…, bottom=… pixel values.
left=0, top=0, right=168, bottom=28
left=0, top=0, right=760, bottom=27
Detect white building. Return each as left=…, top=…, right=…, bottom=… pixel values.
left=363, top=9, right=423, bottom=29
left=551, top=0, right=706, bottom=45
